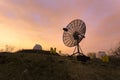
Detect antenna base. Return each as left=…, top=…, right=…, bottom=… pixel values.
left=71, top=44, right=83, bottom=56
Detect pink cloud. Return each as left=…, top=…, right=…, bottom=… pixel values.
left=0, top=0, right=120, bottom=54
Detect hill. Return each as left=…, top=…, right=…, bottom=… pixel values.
left=0, top=51, right=120, bottom=80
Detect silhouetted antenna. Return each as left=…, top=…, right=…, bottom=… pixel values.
left=62, top=19, right=86, bottom=56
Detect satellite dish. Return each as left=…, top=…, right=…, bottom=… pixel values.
left=63, top=19, right=86, bottom=56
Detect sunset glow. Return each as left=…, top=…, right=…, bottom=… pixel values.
left=0, top=0, right=120, bottom=54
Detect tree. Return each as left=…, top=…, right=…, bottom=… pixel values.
left=113, top=42, right=120, bottom=56
left=0, top=45, right=14, bottom=52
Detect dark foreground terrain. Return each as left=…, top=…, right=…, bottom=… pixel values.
left=0, top=50, right=120, bottom=80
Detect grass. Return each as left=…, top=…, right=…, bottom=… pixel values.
left=0, top=50, right=120, bottom=80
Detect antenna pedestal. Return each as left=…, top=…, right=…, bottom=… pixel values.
left=71, top=43, right=83, bottom=56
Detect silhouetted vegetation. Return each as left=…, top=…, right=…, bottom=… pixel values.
left=0, top=51, right=120, bottom=80
left=15, top=49, right=60, bottom=56
left=0, top=45, right=14, bottom=52
left=113, top=42, right=120, bottom=56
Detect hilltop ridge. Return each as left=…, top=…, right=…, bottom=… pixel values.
left=0, top=50, right=120, bottom=80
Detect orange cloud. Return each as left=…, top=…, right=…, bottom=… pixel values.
left=0, top=0, right=120, bottom=54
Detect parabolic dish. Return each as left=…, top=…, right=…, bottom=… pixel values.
left=63, top=19, right=86, bottom=47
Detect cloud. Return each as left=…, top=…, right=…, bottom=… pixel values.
left=0, top=0, right=120, bottom=53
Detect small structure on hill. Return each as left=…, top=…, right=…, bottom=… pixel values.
left=33, top=44, right=42, bottom=50
left=97, top=51, right=109, bottom=62
left=88, top=52, right=96, bottom=59
left=97, top=51, right=106, bottom=59
left=50, top=47, right=57, bottom=54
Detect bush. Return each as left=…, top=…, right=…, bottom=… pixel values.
left=113, top=42, right=120, bottom=56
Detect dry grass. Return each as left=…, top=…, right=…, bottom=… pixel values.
left=0, top=51, right=120, bottom=80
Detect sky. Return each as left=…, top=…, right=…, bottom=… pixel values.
left=0, top=0, right=120, bottom=55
